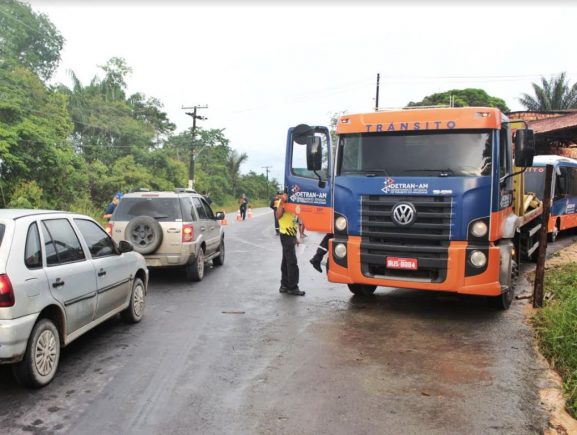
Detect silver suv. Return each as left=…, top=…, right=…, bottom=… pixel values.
left=0, top=209, right=148, bottom=388
left=107, top=189, right=225, bottom=281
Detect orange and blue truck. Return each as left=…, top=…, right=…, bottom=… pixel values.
left=284, top=107, right=542, bottom=308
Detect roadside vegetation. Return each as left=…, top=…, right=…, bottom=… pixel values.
left=533, top=262, right=577, bottom=418
left=0, top=0, right=279, bottom=221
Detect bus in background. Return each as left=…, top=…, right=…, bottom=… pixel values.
left=524, top=155, right=577, bottom=242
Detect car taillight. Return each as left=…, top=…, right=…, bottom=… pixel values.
left=182, top=224, right=194, bottom=242
left=0, top=274, right=15, bottom=307
left=106, top=223, right=113, bottom=235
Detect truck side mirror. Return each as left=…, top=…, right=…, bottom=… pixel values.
left=306, top=136, right=322, bottom=171
left=515, top=129, right=535, bottom=167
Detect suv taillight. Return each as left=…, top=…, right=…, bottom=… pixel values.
left=106, top=223, right=113, bottom=235
left=0, top=274, right=15, bottom=307
left=182, top=224, right=194, bottom=242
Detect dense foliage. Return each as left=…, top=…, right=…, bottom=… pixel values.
left=0, top=1, right=278, bottom=218
left=407, top=88, right=510, bottom=112
left=533, top=262, right=577, bottom=418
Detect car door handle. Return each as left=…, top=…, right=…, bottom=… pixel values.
left=167, top=228, right=180, bottom=233
left=52, top=279, right=65, bottom=288
left=98, top=269, right=107, bottom=277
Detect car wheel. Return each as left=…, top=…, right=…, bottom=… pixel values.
left=12, top=319, right=60, bottom=388
left=125, top=216, right=163, bottom=255
left=347, top=284, right=377, bottom=296
left=186, top=248, right=205, bottom=282
left=213, top=239, right=225, bottom=266
left=121, top=277, right=146, bottom=323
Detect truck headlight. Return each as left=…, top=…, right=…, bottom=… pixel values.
left=334, top=243, right=347, bottom=259
left=335, top=216, right=347, bottom=232
left=469, top=250, right=487, bottom=268
left=470, top=221, right=488, bottom=238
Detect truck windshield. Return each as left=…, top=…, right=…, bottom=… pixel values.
left=338, top=130, right=492, bottom=177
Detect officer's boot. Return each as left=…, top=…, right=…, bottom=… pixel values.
left=309, top=250, right=324, bottom=273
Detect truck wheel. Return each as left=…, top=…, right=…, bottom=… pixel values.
left=488, top=256, right=517, bottom=310
left=12, top=319, right=60, bottom=388
left=186, top=248, right=205, bottom=282
left=347, top=284, right=377, bottom=296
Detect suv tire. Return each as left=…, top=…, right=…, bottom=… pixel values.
left=213, top=239, right=225, bottom=266
left=125, top=216, right=163, bottom=255
left=186, top=248, right=205, bottom=282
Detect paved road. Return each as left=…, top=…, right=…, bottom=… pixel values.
left=1, top=208, right=564, bottom=434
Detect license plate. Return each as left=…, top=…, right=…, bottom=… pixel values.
left=386, top=257, right=418, bottom=270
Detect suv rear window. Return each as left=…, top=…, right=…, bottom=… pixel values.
left=113, top=197, right=183, bottom=221
left=0, top=223, right=5, bottom=246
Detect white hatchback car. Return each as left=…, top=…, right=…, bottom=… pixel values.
left=0, top=210, right=148, bottom=388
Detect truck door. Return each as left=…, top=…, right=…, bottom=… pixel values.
left=284, top=124, right=332, bottom=233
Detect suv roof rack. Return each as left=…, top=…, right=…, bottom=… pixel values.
left=175, top=187, right=197, bottom=193
left=130, top=188, right=150, bottom=193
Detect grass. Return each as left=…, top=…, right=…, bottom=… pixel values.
left=533, top=262, right=577, bottom=418
left=212, top=198, right=270, bottom=214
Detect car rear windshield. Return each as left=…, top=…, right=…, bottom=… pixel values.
left=112, top=197, right=183, bottom=221
left=0, top=223, right=5, bottom=246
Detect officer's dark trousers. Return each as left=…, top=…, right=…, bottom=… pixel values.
left=280, top=234, right=299, bottom=290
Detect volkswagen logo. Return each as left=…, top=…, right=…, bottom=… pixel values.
left=392, top=202, right=416, bottom=226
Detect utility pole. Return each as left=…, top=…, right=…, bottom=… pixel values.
left=183, top=105, right=208, bottom=189
left=375, top=73, right=380, bottom=111
left=533, top=164, right=553, bottom=308
left=262, top=166, right=272, bottom=199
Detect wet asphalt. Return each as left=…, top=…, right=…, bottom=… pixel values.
left=1, top=208, right=567, bottom=434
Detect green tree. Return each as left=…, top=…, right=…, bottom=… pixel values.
left=0, top=0, right=64, bottom=80
left=226, top=149, right=248, bottom=199
left=519, top=72, right=577, bottom=111
left=0, top=61, right=87, bottom=209
left=408, top=88, right=509, bottom=112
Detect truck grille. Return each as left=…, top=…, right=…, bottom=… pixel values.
left=360, top=195, right=453, bottom=282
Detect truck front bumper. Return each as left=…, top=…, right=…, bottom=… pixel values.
left=327, top=237, right=502, bottom=296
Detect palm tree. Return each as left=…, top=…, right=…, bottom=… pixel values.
left=519, top=72, right=577, bottom=111
left=226, top=150, right=248, bottom=198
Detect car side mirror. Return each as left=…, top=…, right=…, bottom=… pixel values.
left=215, top=211, right=225, bottom=221
left=118, top=240, right=134, bottom=253
left=515, top=129, right=535, bottom=167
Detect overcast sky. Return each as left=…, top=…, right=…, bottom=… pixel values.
left=29, top=1, right=577, bottom=184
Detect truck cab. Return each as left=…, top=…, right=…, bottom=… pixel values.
left=284, top=107, right=536, bottom=308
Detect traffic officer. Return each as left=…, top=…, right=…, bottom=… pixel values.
left=276, top=193, right=305, bottom=296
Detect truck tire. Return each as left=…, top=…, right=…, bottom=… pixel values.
left=347, top=284, right=377, bottom=296
left=488, top=255, right=517, bottom=310
left=125, top=216, right=163, bottom=255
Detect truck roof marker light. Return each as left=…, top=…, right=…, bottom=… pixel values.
left=475, top=112, right=491, bottom=118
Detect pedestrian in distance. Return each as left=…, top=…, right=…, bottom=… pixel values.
left=239, top=193, right=248, bottom=220
left=103, top=192, right=123, bottom=220
left=276, top=193, right=305, bottom=296
left=310, top=233, right=333, bottom=273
